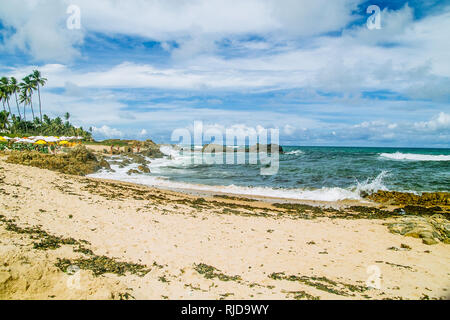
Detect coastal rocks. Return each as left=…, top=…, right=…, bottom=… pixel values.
left=140, top=146, right=164, bottom=159
left=98, top=157, right=111, bottom=170
left=126, top=153, right=149, bottom=165
left=367, top=190, right=450, bottom=206
left=137, top=165, right=150, bottom=173
left=68, top=145, right=97, bottom=163
left=6, top=145, right=101, bottom=176
left=126, top=165, right=150, bottom=175
left=127, top=169, right=140, bottom=175
left=384, top=214, right=450, bottom=245
left=202, top=143, right=284, bottom=154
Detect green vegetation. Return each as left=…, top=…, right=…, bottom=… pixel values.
left=0, top=71, right=92, bottom=138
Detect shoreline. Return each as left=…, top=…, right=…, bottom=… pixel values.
left=1, top=156, right=449, bottom=300
left=89, top=175, right=374, bottom=209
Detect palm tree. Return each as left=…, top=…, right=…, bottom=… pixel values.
left=9, top=77, right=21, bottom=119
left=20, top=76, right=36, bottom=120
left=31, top=70, right=47, bottom=122
left=19, top=91, right=30, bottom=122
left=0, top=110, right=10, bottom=131
left=0, top=77, right=12, bottom=117
left=0, top=85, right=6, bottom=113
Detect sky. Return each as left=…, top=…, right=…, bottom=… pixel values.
left=0, top=0, right=449, bottom=147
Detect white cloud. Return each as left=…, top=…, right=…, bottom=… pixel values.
left=3, top=3, right=450, bottom=102
left=0, top=0, right=363, bottom=62
left=91, top=125, right=123, bottom=138
left=0, top=0, right=84, bottom=62
left=414, top=112, right=450, bottom=131
left=139, top=129, right=148, bottom=135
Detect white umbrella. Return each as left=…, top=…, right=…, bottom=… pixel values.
left=43, top=136, right=59, bottom=143
left=59, top=136, right=75, bottom=141
left=15, top=138, right=35, bottom=143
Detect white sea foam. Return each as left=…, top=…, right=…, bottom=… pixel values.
left=87, top=145, right=391, bottom=202
left=90, top=170, right=362, bottom=201
left=285, top=150, right=303, bottom=155
left=355, top=171, right=389, bottom=194
left=379, top=152, right=450, bottom=161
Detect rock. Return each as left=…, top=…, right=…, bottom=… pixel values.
left=202, top=143, right=284, bottom=154
left=126, top=169, right=140, bottom=175
left=6, top=146, right=101, bottom=176
left=98, top=158, right=111, bottom=170
left=137, top=165, right=150, bottom=173
left=422, top=238, right=438, bottom=245
left=141, top=147, right=164, bottom=159
left=384, top=214, right=449, bottom=244
left=127, top=154, right=149, bottom=165
left=367, top=190, right=450, bottom=206
left=68, top=145, right=97, bottom=162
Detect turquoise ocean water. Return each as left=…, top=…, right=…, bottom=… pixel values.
left=90, top=146, right=450, bottom=201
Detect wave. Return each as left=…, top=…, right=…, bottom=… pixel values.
left=379, top=152, right=450, bottom=161
left=89, top=153, right=390, bottom=201
left=284, top=150, right=303, bottom=155
left=355, top=171, right=389, bottom=194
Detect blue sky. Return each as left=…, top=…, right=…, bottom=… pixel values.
left=0, top=0, right=449, bottom=147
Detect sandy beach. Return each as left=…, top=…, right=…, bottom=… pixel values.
left=1, top=152, right=449, bottom=300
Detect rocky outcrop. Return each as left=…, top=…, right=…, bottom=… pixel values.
left=367, top=191, right=450, bottom=206
left=98, top=157, right=111, bottom=170
left=126, top=153, right=149, bottom=165
left=126, top=169, right=140, bottom=175
left=384, top=214, right=450, bottom=245
left=6, top=145, right=101, bottom=176
left=137, top=165, right=150, bottom=173
left=202, top=143, right=284, bottom=154
left=139, top=147, right=164, bottom=159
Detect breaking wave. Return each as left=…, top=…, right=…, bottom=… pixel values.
left=379, top=152, right=450, bottom=161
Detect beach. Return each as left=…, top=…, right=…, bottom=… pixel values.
left=1, top=151, right=449, bottom=300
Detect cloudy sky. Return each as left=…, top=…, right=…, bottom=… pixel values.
left=0, top=0, right=449, bottom=147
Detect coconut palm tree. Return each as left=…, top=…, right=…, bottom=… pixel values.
left=0, top=77, right=12, bottom=117
left=9, top=77, right=21, bottom=119
left=0, top=110, right=10, bottom=131
left=0, top=85, right=6, bottom=113
left=20, top=76, right=36, bottom=120
left=19, top=91, right=30, bottom=121
left=31, top=70, right=47, bottom=122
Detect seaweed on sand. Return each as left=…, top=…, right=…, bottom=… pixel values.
left=269, top=272, right=368, bottom=297
left=55, top=256, right=151, bottom=277
left=194, top=263, right=241, bottom=282
left=0, top=214, right=151, bottom=277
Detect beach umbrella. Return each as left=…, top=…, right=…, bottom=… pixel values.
left=0, top=137, right=7, bottom=142
left=15, top=138, right=35, bottom=143
left=43, top=136, right=59, bottom=143
left=34, top=140, right=47, bottom=145
left=59, top=140, right=70, bottom=145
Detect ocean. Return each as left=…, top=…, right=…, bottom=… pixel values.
left=89, top=146, right=450, bottom=202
